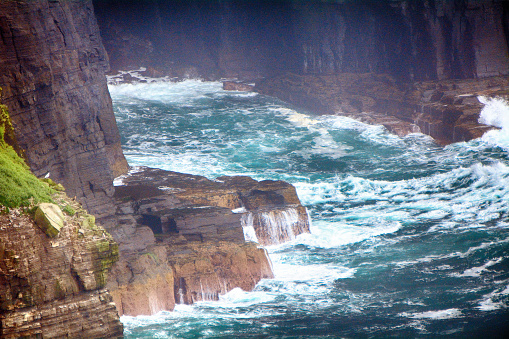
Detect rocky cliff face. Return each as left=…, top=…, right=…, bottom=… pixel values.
left=93, top=0, right=509, bottom=144
left=0, top=0, right=128, bottom=218
left=93, top=0, right=509, bottom=82
left=0, top=0, right=312, bottom=325
left=0, top=193, right=123, bottom=338
left=105, top=167, right=309, bottom=316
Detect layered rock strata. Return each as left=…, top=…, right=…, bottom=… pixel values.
left=105, top=167, right=310, bottom=316
left=111, top=167, right=310, bottom=246
left=0, top=0, right=128, bottom=219
left=256, top=73, right=509, bottom=145
left=0, top=195, right=123, bottom=338
left=93, top=0, right=509, bottom=82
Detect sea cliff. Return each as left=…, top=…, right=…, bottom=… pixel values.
left=0, top=0, right=311, bottom=334
left=93, top=0, right=509, bottom=143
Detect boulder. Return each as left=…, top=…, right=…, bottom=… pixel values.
left=34, top=203, right=65, bottom=238
left=223, top=81, right=255, bottom=92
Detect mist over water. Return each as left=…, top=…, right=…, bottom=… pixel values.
left=110, top=81, right=509, bottom=338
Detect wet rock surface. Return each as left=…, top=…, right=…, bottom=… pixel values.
left=256, top=73, right=509, bottom=145
left=104, top=167, right=309, bottom=316
left=111, top=167, right=310, bottom=246
left=223, top=81, right=255, bottom=92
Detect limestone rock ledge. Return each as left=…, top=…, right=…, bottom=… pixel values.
left=103, top=166, right=309, bottom=316
left=256, top=73, right=509, bottom=145
left=0, top=205, right=123, bottom=338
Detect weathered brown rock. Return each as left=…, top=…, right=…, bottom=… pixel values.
left=103, top=167, right=308, bottom=316
left=256, top=73, right=509, bottom=145
left=112, top=167, right=310, bottom=246
left=107, top=238, right=273, bottom=316
left=223, top=81, right=255, bottom=92
left=107, top=245, right=175, bottom=316
left=0, top=0, right=128, bottom=220
left=170, top=240, right=273, bottom=305
left=0, top=199, right=123, bottom=338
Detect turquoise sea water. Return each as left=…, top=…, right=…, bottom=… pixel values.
left=109, top=80, right=509, bottom=338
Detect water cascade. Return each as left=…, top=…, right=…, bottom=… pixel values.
left=240, top=206, right=308, bottom=246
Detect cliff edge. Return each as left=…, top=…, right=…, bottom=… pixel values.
left=0, top=96, right=123, bottom=338
left=0, top=0, right=128, bottom=219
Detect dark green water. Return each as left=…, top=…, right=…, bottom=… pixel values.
left=110, top=80, right=509, bottom=338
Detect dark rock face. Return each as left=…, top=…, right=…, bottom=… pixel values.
left=0, top=0, right=128, bottom=218
left=93, top=0, right=509, bottom=82
left=256, top=73, right=509, bottom=144
left=0, top=202, right=123, bottom=338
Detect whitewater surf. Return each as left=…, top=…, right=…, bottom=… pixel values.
left=109, top=80, right=509, bottom=338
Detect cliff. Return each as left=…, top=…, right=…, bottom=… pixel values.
left=0, top=0, right=311, bottom=324
left=93, top=0, right=509, bottom=143
left=1, top=99, right=123, bottom=338
left=93, top=0, right=509, bottom=82
left=0, top=0, right=128, bottom=219
left=0, top=198, right=124, bottom=338
left=0, top=1, right=128, bottom=337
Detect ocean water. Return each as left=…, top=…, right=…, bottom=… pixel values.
left=109, top=80, right=509, bottom=338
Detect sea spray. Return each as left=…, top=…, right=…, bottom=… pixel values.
left=240, top=207, right=309, bottom=245
left=111, top=80, right=509, bottom=338
left=478, top=95, right=509, bottom=149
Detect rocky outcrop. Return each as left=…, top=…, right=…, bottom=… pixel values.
left=108, top=238, right=273, bottom=316
left=256, top=73, right=509, bottom=144
left=223, top=81, right=254, bottom=92
left=0, top=0, right=128, bottom=219
left=93, top=0, right=509, bottom=82
left=0, top=195, right=123, bottom=338
left=104, top=167, right=309, bottom=316
left=111, top=167, right=310, bottom=246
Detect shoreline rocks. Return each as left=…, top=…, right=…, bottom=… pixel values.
left=103, top=166, right=310, bottom=316
left=255, top=73, right=509, bottom=145
left=223, top=81, right=255, bottom=92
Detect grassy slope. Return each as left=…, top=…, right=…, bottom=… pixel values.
left=0, top=100, right=55, bottom=209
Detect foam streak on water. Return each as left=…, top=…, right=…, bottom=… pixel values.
left=111, top=81, right=509, bottom=338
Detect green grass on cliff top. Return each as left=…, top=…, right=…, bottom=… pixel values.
left=0, top=103, right=54, bottom=209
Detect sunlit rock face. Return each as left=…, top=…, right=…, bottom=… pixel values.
left=111, top=167, right=310, bottom=247
left=93, top=0, right=509, bottom=81
left=106, top=167, right=305, bottom=316
left=0, top=0, right=128, bottom=218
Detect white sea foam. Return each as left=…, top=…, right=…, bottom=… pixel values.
left=285, top=219, right=401, bottom=249
left=477, top=283, right=509, bottom=311
left=216, top=287, right=275, bottom=307
left=400, top=308, right=462, bottom=320
left=478, top=96, right=509, bottom=149
left=108, top=79, right=225, bottom=105
left=295, top=160, right=509, bottom=230
left=452, top=258, right=502, bottom=278
left=272, top=108, right=352, bottom=158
